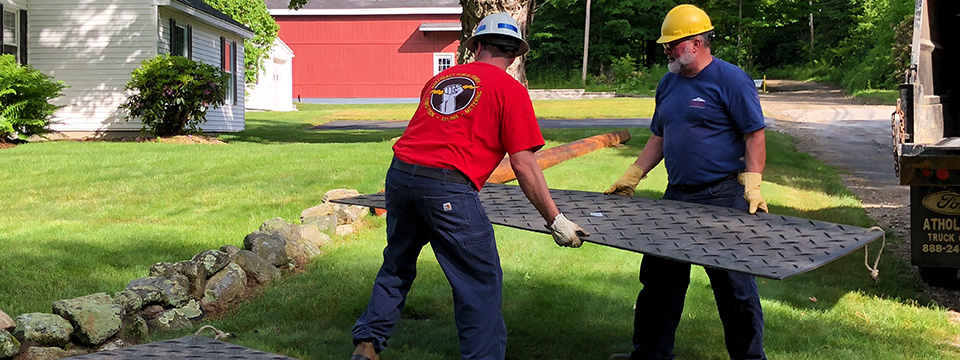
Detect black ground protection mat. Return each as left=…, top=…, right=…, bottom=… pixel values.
left=332, top=184, right=883, bottom=280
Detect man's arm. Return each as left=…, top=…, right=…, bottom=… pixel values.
left=632, top=134, right=665, bottom=176
left=739, top=128, right=768, bottom=213
left=510, top=149, right=587, bottom=247
left=743, top=128, right=766, bottom=173
left=605, top=135, right=665, bottom=196
left=510, top=149, right=560, bottom=222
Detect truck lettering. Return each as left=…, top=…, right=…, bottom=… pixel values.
left=926, top=233, right=956, bottom=242
left=922, top=217, right=960, bottom=230
left=922, top=191, right=960, bottom=215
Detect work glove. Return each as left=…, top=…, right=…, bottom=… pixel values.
left=604, top=164, right=646, bottom=197
left=738, top=172, right=768, bottom=214
left=546, top=213, right=589, bottom=248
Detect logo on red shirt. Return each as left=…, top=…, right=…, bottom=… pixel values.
left=428, top=75, right=481, bottom=120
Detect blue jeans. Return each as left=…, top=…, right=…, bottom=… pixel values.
left=352, top=166, right=506, bottom=360
left=631, top=177, right=766, bottom=360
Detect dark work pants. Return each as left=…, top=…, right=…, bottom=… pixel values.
left=631, top=177, right=766, bottom=360
left=352, top=167, right=506, bottom=360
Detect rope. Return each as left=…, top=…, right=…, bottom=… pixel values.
left=194, top=325, right=234, bottom=340
left=864, top=226, right=886, bottom=282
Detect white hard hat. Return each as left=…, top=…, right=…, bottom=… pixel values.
left=464, top=12, right=530, bottom=56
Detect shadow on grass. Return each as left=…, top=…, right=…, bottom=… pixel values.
left=221, top=118, right=404, bottom=144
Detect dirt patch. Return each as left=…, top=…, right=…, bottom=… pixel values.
left=0, top=142, right=16, bottom=150
left=80, top=135, right=226, bottom=145
left=156, top=135, right=226, bottom=144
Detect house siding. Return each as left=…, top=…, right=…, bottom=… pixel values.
left=28, top=0, right=157, bottom=132
left=246, top=38, right=294, bottom=111
left=159, top=8, right=244, bottom=132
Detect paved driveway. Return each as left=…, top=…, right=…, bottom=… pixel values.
left=312, top=118, right=655, bottom=130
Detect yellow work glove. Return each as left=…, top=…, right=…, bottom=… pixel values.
left=738, top=172, right=768, bottom=214
left=546, top=213, right=589, bottom=248
left=604, top=164, right=646, bottom=196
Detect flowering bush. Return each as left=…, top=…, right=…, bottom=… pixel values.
left=0, top=54, right=66, bottom=141
left=120, top=55, right=228, bottom=136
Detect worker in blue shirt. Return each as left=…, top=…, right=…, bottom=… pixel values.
left=606, top=4, right=768, bottom=360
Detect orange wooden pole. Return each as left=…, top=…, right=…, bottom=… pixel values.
left=486, top=129, right=631, bottom=184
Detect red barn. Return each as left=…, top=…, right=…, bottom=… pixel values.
left=266, top=0, right=461, bottom=101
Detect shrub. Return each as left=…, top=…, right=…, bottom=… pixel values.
left=0, top=54, right=65, bottom=141
left=120, top=55, right=227, bottom=137
left=610, top=55, right=638, bottom=83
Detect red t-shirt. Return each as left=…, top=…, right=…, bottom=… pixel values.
left=393, top=61, right=544, bottom=190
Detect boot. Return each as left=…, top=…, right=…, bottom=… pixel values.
left=351, top=341, right=379, bottom=360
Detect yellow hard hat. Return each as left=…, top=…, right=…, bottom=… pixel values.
left=657, top=4, right=715, bottom=44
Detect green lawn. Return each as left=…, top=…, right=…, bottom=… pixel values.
left=1, top=101, right=958, bottom=359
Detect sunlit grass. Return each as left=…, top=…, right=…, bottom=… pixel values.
left=3, top=114, right=957, bottom=359
left=851, top=89, right=899, bottom=106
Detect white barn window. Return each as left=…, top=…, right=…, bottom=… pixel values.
left=434, top=53, right=454, bottom=75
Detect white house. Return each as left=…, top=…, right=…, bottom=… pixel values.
left=245, top=37, right=294, bottom=112
left=0, top=0, right=254, bottom=136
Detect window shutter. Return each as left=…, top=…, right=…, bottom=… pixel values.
left=19, top=10, right=26, bottom=64
left=219, top=37, right=225, bottom=69
left=168, top=18, right=175, bottom=55
left=0, top=5, right=5, bottom=51
left=186, top=25, right=192, bottom=59
left=232, top=41, right=238, bottom=104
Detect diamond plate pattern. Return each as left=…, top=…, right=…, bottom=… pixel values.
left=332, top=184, right=883, bottom=280
left=65, top=336, right=297, bottom=359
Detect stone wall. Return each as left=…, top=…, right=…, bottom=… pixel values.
left=527, top=89, right=616, bottom=100
left=0, top=189, right=370, bottom=360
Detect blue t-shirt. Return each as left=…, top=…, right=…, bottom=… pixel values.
left=650, top=57, right=765, bottom=186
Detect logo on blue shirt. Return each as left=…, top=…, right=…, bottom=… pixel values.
left=688, top=97, right=706, bottom=109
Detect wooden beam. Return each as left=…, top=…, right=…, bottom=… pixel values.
left=486, top=129, right=631, bottom=184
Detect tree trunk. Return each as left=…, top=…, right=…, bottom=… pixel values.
left=458, top=0, right=534, bottom=86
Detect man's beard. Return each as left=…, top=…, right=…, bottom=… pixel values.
left=667, top=47, right=695, bottom=74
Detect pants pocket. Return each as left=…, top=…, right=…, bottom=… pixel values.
left=423, top=193, right=472, bottom=233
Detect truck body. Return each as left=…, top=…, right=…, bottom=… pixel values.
left=897, top=0, right=960, bottom=285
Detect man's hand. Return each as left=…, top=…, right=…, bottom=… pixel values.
left=738, top=172, right=768, bottom=214
left=439, top=84, right=464, bottom=114
left=547, top=213, right=589, bottom=248
left=604, top=164, right=646, bottom=196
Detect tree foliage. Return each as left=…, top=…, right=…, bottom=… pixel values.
left=528, top=0, right=671, bottom=77
left=203, top=0, right=280, bottom=86
left=528, top=0, right=913, bottom=92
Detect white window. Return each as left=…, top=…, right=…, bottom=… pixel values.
left=2, top=9, right=18, bottom=62
left=434, top=53, right=455, bottom=75
left=222, top=40, right=236, bottom=105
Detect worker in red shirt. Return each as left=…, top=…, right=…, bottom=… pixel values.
left=350, top=12, right=588, bottom=360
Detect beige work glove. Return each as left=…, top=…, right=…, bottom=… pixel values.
left=604, top=164, right=646, bottom=196
left=546, top=213, right=589, bottom=248
left=738, top=172, right=768, bottom=214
